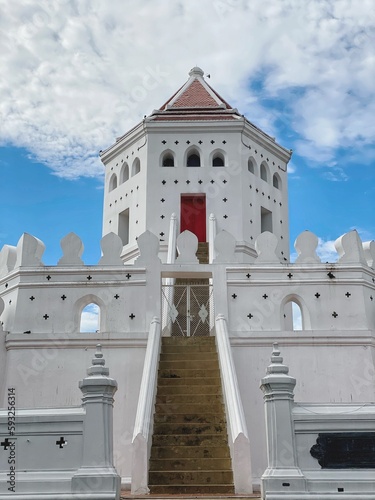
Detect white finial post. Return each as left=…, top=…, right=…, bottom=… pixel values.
left=167, top=213, right=178, bottom=264
left=260, top=344, right=306, bottom=495
left=189, top=66, right=204, bottom=77
left=72, top=345, right=120, bottom=498
left=208, top=213, right=216, bottom=263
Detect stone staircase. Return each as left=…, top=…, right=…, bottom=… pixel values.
left=197, top=242, right=209, bottom=264
left=149, top=336, right=234, bottom=495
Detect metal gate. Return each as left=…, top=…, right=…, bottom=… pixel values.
left=162, top=284, right=213, bottom=337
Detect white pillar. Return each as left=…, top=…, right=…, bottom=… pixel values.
left=260, top=343, right=306, bottom=496
left=72, top=344, right=120, bottom=499
left=167, top=212, right=178, bottom=264
left=208, top=213, right=216, bottom=263
left=163, top=213, right=178, bottom=334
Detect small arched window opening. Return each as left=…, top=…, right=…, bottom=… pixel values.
left=80, top=303, right=100, bottom=333
left=132, top=158, right=141, bottom=176
left=260, top=163, right=268, bottom=182
left=212, top=153, right=225, bottom=167
left=248, top=158, right=255, bottom=174
left=292, top=302, right=303, bottom=331
left=283, top=299, right=304, bottom=331
left=273, top=173, right=281, bottom=189
left=162, top=153, right=174, bottom=167
left=120, top=163, right=129, bottom=184
left=109, top=173, right=117, bottom=192
left=187, top=152, right=201, bottom=167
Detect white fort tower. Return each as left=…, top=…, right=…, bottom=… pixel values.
left=101, top=66, right=290, bottom=264
left=0, top=68, right=374, bottom=500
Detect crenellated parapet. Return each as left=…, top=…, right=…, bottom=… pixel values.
left=219, top=229, right=375, bottom=334
left=0, top=228, right=374, bottom=338
left=0, top=231, right=161, bottom=338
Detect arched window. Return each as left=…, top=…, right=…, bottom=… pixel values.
left=80, top=303, right=100, bottom=333
left=273, top=173, right=281, bottom=189
left=161, top=152, right=175, bottom=167
left=132, top=158, right=141, bottom=176
left=291, top=301, right=303, bottom=331
left=109, top=173, right=117, bottom=192
left=282, top=296, right=310, bottom=331
left=248, top=158, right=255, bottom=174
left=260, top=162, right=268, bottom=182
left=120, top=163, right=129, bottom=184
left=187, top=151, right=201, bottom=167
left=212, top=153, right=225, bottom=167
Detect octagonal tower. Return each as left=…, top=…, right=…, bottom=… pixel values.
left=101, top=67, right=292, bottom=263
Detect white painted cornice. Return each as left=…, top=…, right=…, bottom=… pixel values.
left=100, top=121, right=146, bottom=164
left=6, top=335, right=148, bottom=350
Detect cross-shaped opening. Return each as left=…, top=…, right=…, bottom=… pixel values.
left=56, top=437, right=67, bottom=448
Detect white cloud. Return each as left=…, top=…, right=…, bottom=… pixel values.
left=322, top=168, right=348, bottom=182
left=316, top=237, right=338, bottom=263
left=0, top=0, right=374, bottom=179
left=291, top=234, right=338, bottom=263
left=80, top=303, right=99, bottom=332
left=350, top=226, right=375, bottom=242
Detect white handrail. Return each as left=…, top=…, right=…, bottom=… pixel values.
left=208, top=212, right=216, bottom=263
left=215, top=313, right=253, bottom=494
left=131, top=316, right=161, bottom=494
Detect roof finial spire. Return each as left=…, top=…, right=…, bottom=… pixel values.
left=189, top=66, right=204, bottom=78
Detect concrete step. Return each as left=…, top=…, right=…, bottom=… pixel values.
left=151, top=434, right=230, bottom=447
left=154, top=412, right=226, bottom=424
left=156, top=384, right=222, bottom=396
left=162, top=337, right=215, bottom=345
left=151, top=445, right=231, bottom=459
left=155, top=402, right=224, bottom=414
left=160, top=351, right=218, bottom=361
left=159, top=368, right=220, bottom=378
left=149, top=470, right=233, bottom=486
left=149, top=484, right=235, bottom=495
left=153, top=422, right=227, bottom=435
left=156, top=393, right=223, bottom=405
left=150, top=457, right=232, bottom=471
left=159, top=359, right=219, bottom=370
left=157, top=376, right=221, bottom=386
left=161, top=344, right=217, bottom=353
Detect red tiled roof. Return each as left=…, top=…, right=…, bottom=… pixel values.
left=153, top=70, right=240, bottom=122
left=170, top=79, right=220, bottom=108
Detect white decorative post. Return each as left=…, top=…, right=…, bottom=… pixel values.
left=72, top=345, right=120, bottom=499
left=162, top=213, right=178, bottom=333
left=208, top=213, right=216, bottom=263
left=260, top=343, right=306, bottom=497
left=167, top=212, right=178, bottom=264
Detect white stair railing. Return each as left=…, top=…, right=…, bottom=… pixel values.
left=131, top=317, right=161, bottom=494
left=215, top=314, right=253, bottom=494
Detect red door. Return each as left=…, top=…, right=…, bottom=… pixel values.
left=180, top=195, right=206, bottom=242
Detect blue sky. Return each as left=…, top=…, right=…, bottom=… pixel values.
left=1, top=0, right=374, bottom=264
